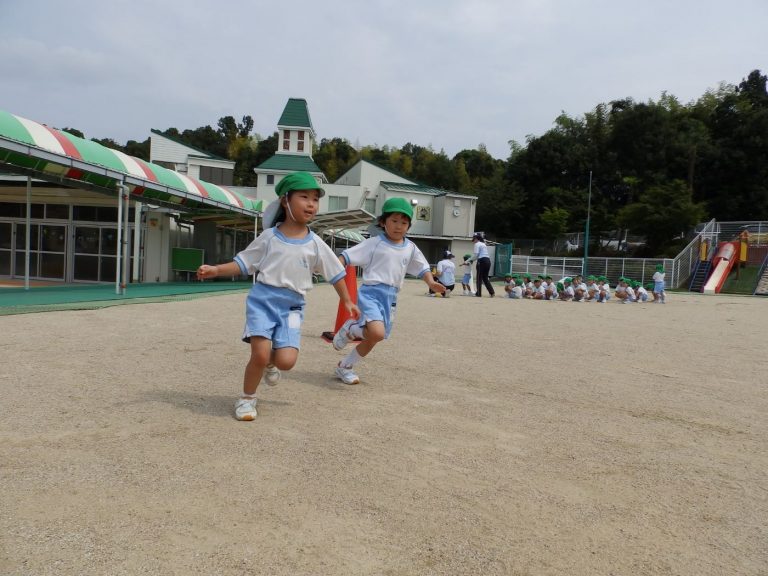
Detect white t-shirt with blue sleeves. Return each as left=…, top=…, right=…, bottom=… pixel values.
left=234, top=227, right=345, bottom=296
left=436, top=258, right=456, bottom=286
left=342, top=235, right=430, bottom=290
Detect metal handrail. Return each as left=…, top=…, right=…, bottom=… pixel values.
left=753, top=253, right=768, bottom=296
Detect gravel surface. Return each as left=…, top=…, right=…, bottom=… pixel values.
left=1, top=283, right=767, bottom=575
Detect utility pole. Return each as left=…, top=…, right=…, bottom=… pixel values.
left=583, top=171, right=593, bottom=276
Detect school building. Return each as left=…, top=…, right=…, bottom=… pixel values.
left=0, top=98, right=478, bottom=286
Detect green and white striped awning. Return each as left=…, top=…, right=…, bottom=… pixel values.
left=0, top=109, right=261, bottom=220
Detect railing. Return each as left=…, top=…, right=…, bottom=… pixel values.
left=715, top=221, right=768, bottom=245
left=754, top=253, right=768, bottom=296
left=670, top=218, right=717, bottom=289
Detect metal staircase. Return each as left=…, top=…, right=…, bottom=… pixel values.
left=754, top=255, right=768, bottom=296
left=688, top=260, right=712, bottom=292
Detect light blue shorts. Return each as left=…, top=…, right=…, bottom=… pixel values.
left=356, top=283, right=398, bottom=339
left=654, top=281, right=665, bottom=292
left=242, top=282, right=305, bottom=349
left=462, top=273, right=471, bottom=284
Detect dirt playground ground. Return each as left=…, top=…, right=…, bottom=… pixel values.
left=1, top=282, right=766, bottom=575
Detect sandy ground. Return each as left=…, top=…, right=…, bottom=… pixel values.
left=1, top=282, right=767, bottom=576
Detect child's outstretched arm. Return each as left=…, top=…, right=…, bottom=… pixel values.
left=422, top=271, right=445, bottom=294
left=332, top=277, right=360, bottom=320
left=197, top=261, right=241, bottom=280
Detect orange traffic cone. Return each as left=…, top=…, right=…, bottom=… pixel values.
left=322, top=265, right=359, bottom=343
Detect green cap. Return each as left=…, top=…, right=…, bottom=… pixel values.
left=464, top=254, right=472, bottom=260
left=504, top=272, right=512, bottom=278
left=556, top=282, right=564, bottom=291
left=563, top=277, right=572, bottom=283
left=381, top=197, right=413, bottom=220
left=655, top=264, right=664, bottom=271
left=587, top=275, right=596, bottom=280
left=275, top=171, right=325, bottom=198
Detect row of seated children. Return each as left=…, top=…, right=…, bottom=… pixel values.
left=503, top=271, right=666, bottom=303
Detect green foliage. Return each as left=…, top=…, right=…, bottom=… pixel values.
left=538, top=207, right=570, bottom=240
left=61, top=127, right=84, bottom=139
left=87, top=68, right=766, bottom=255
left=617, top=180, right=706, bottom=255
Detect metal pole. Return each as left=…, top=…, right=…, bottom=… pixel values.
left=122, top=186, right=130, bottom=295
left=115, top=182, right=124, bottom=295
left=132, top=201, right=142, bottom=283
left=583, top=170, right=592, bottom=276
left=25, top=176, right=31, bottom=290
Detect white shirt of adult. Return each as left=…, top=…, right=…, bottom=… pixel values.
left=342, top=235, right=430, bottom=290
left=473, top=240, right=490, bottom=260
left=234, top=227, right=345, bottom=295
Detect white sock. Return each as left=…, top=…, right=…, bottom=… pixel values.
left=348, top=323, right=364, bottom=340
left=341, top=348, right=362, bottom=369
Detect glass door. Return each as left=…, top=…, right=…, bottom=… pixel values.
left=39, top=224, right=66, bottom=280
left=0, top=222, right=11, bottom=276
left=73, top=225, right=122, bottom=282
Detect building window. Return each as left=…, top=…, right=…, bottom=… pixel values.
left=283, top=130, right=291, bottom=151
left=199, top=166, right=233, bottom=186
left=298, top=131, right=304, bottom=141
left=266, top=175, right=274, bottom=185
left=328, top=196, right=348, bottom=211
left=283, top=140, right=290, bottom=151
left=297, top=141, right=304, bottom=152
left=364, top=198, right=376, bottom=214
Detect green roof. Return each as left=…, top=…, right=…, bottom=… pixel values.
left=256, top=154, right=322, bottom=173
left=277, top=98, right=313, bottom=129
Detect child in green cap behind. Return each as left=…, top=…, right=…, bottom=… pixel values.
left=332, top=197, right=445, bottom=385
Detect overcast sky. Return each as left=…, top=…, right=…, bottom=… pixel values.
left=1, top=0, right=765, bottom=160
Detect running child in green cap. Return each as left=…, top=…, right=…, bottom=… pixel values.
left=460, top=254, right=474, bottom=296
left=332, top=197, right=445, bottom=384
left=197, top=171, right=359, bottom=420
left=652, top=264, right=666, bottom=303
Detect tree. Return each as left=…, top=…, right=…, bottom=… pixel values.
left=617, top=180, right=706, bottom=255
left=61, top=127, right=84, bottom=139
left=538, top=207, right=570, bottom=250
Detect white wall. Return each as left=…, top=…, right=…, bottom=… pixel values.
left=150, top=134, right=198, bottom=164
left=143, top=211, right=172, bottom=282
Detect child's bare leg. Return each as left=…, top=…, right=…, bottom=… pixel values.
left=353, top=321, right=386, bottom=357
left=271, top=347, right=298, bottom=371
left=243, top=337, right=271, bottom=395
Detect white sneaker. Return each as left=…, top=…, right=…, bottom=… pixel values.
left=335, top=364, right=360, bottom=385
left=332, top=319, right=357, bottom=351
left=234, top=396, right=258, bottom=421
left=264, top=364, right=281, bottom=386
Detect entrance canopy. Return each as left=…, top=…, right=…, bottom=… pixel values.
left=0, top=110, right=261, bottom=227
left=310, top=208, right=373, bottom=236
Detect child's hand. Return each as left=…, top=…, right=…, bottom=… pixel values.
left=346, top=302, right=361, bottom=320
left=197, top=265, right=218, bottom=280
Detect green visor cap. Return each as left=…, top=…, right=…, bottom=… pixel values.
left=464, top=254, right=472, bottom=260
left=563, top=277, right=572, bottom=282
left=275, top=171, right=325, bottom=197
left=381, top=197, right=413, bottom=220
left=587, top=275, right=596, bottom=280
left=655, top=264, right=664, bottom=271
left=556, top=282, right=564, bottom=290
left=504, top=272, right=513, bottom=277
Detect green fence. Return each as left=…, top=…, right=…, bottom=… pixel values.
left=494, top=243, right=513, bottom=277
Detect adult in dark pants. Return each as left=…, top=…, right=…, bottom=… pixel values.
left=470, top=232, right=495, bottom=297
